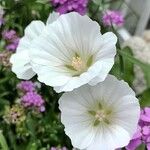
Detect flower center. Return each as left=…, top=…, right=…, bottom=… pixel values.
left=88, top=103, right=112, bottom=126
left=71, top=56, right=85, bottom=72
left=65, top=53, right=94, bottom=76
left=95, top=110, right=107, bottom=122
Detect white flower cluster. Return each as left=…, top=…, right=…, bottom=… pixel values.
left=10, top=12, right=140, bottom=150
left=123, top=31, right=150, bottom=94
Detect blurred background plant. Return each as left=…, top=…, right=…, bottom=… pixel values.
left=0, top=0, right=150, bottom=149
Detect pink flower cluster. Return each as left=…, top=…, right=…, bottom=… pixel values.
left=21, top=92, right=45, bottom=112
left=17, top=81, right=45, bottom=112
left=17, top=81, right=36, bottom=93
left=50, top=147, right=67, bottom=150
left=51, top=0, right=88, bottom=15
left=102, top=10, right=124, bottom=27
left=2, top=30, right=20, bottom=52
left=126, top=107, right=150, bottom=150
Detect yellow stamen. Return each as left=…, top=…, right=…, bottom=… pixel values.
left=71, top=56, right=85, bottom=72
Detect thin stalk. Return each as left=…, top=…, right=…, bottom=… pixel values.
left=111, top=25, right=125, bottom=78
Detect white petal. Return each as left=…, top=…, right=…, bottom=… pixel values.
left=88, top=59, right=114, bottom=85
left=54, top=61, right=103, bottom=92
left=113, top=95, right=140, bottom=137
left=31, top=12, right=101, bottom=63
left=87, top=125, right=130, bottom=150
left=95, top=32, right=117, bottom=60
left=11, top=21, right=45, bottom=79
left=10, top=51, right=35, bottom=79
left=59, top=91, right=95, bottom=149
left=31, top=63, right=71, bottom=87
left=46, top=12, right=60, bottom=25
left=90, top=75, right=135, bottom=104
left=17, top=21, right=45, bottom=52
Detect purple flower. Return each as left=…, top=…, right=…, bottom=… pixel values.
left=126, top=126, right=142, bottom=150
left=2, top=30, right=20, bottom=52
left=126, top=107, right=150, bottom=150
left=21, top=92, right=45, bottom=112
left=50, top=147, right=68, bottom=150
left=51, top=0, right=88, bottom=15
left=102, top=10, right=124, bottom=27
left=2, top=30, right=17, bottom=40
left=17, top=81, right=36, bottom=93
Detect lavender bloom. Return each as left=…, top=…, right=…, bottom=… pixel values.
left=2, top=30, right=17, bottom=40
left=102, top=10, right=124, bottom=27
left=2, top=30, right=20, bottom=52
left=21, top=92, right=45, bottom=112
left=126, top=107, right=150, bottom=150
left=17, top=81, right=36, bottom=93
left=50, top=147, right=68, bottom=150
left=51, top=0, right=88, bottom=15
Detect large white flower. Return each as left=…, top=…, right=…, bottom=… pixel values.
left=59, top=75, right=140, bottom=150
left=10, top=12, right=59, bottom=80
left=30, top=12, right=117, bottom=92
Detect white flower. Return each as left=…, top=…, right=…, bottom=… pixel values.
left=59, top=75, right=140, bottom=150
left=10, top=12, right=59, bottom=80
left=30, top=12, right=117, bottom=92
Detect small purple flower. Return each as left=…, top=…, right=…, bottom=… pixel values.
left=102, top=10, right=124, bottom=27
left=50, top=147, right=68, bottom=150
left=21, top=92, right=45, bottom=112
left=51, top=0, right=88, bottom=15
left=2, top=30, right=20, bottom=52
left=2, top=30, right=17, bottom=40
left=17, top=81, right=36, bottom=93
left=126, top=107, right=150, bottom=150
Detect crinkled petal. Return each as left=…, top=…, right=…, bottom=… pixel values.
left=10, top=51, right=35, bottom=79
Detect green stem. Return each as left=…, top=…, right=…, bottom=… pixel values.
left=111, top=25, right=125, bottom=78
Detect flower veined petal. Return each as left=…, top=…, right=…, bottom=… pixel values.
left=59, top=75, right=140, bottom=149
left=30, top=12, right=117, bottom=92
left=87, top=125, right=130, bottom=150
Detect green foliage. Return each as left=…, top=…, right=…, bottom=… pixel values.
left=139, top=89, right=150, bottom=107
left=111, top=47, right=134, bottom=86
left=0, top=131, right=9, bottom=150
left=119, top=47, right=150, bottom=88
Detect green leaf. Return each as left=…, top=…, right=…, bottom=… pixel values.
left=139, top=89, right=150, bottom=107
left=26, top=142, right=38, bottom=150
left=0, top=130, right=9, bottom=150
left=136, top=144, right=145, bottom=150
left=111, top=47, right=134, bottom=86
left=119, top=47, right=150, bottom=87
left=36, top=0, right=49, bottom=4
